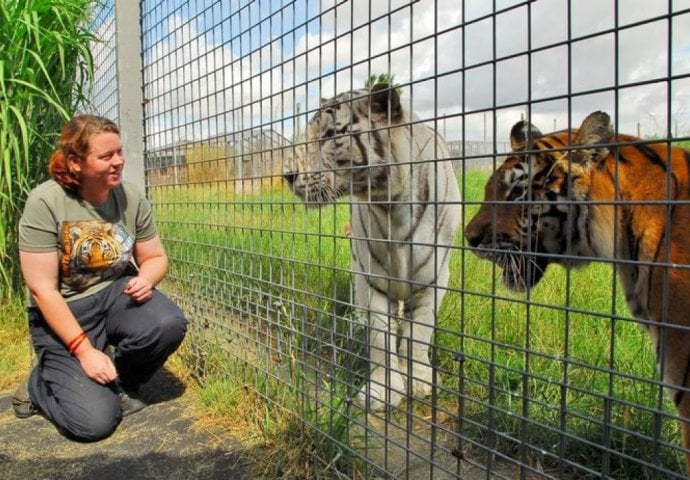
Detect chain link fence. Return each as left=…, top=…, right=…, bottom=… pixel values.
left=90, top=1, right=690, bottom=478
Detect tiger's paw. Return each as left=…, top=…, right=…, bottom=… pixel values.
left=356, top=368, right=405, bottom=411
left=399, top=360, right=434, bottom=398
left=410, top=374, right=433, bottom=398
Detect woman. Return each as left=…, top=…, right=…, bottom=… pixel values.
left=12, top=115, right=187, bottom=442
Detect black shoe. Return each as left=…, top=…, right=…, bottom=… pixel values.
left=118, top=387, right=148, bottom=417
left=11, top=376, right=39, bottom=419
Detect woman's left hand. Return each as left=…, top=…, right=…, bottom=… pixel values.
left=124, top=276, right=154, bottom=303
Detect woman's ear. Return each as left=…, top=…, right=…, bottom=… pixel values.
left=67, top=154, right=82, bottom=176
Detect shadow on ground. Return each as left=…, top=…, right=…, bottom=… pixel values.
left=0, top=368, right=252, bottom=480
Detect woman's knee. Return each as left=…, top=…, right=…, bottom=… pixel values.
left=111, top=294, right=186, bottom=359
left=152, top=301, right=186, bottom=350
left=59, top=394, right=121, bottom=442
left=163, top=309, right=187, bottom=348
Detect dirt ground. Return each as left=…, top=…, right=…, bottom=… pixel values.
left=0, top=368, right=253, bottom=480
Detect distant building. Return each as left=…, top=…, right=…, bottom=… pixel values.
left=145, top=129, right=291, bottom=186
left=446, top=140, right=511, bottom=171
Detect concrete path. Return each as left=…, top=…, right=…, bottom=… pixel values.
left=0, top=368, right=252, bottom=480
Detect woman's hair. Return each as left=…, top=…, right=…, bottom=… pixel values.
left=49, top=115, right=120, bottom=192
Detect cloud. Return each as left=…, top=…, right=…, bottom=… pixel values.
left=140, top=0, right=690, bottom=147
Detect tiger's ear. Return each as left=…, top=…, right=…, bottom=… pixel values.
left=571, top=111, right=613, bottom=165
left=369, top=83, right=403, bottom=122
left=510, top=120, right=542, bottom=151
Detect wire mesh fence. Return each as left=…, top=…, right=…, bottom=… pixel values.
left=88, top=2, right=118, bottom=122
left=93, top=0, right=690, bottom=478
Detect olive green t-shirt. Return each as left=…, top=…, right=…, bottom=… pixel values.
left=18, top=179, right=157, bottom=304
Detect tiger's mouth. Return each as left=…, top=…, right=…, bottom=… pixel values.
left=473, top=242, right=549, bottom=292
left=283, top=171, right=341, bottom=205
left=300, top=185, right=339, bottom=205
left=500, top=252, right=549, bottom=292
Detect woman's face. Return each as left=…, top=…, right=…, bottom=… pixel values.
left=74, top=132, right=125, bottom=198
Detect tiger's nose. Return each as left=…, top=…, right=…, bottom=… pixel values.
left=283, top=170, right=298, bottom=185
left=464, top=218, right=485, bottom=248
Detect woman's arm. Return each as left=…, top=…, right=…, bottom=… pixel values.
left=124, top=235, right=169, bottom=303
left=19, top=250, right=118, bottom=384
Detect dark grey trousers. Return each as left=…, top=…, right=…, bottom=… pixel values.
left=26, top=275, right=187, bottom=442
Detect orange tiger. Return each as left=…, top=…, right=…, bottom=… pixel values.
left=464, top=111, right=690, bottom=473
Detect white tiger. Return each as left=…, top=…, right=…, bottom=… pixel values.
left=284, top=83, right=461, bottom=410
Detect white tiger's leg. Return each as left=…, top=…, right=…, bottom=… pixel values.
left=398, top=262, right=450, bottom=398
left=354, top=274, right=405, bottom=411
left=398, top=288, right=446, bottom=398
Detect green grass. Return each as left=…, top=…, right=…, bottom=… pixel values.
left=2, top=170, right=683, bottom=477
left=0, top=295, right=31, bottom=391
left=150, top=172, right=686, bottom=479
left=438, top=238, right=670, bottom=477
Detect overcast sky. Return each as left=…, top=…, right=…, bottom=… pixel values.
left=119, top=0, right=690, bottom=149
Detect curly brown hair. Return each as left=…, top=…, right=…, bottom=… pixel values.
left=49, top=115, right=120, bottom=192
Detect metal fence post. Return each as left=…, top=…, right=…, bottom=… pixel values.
left=114, top=0, right=144, bottom=190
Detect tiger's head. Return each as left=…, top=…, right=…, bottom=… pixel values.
left=464, top=111, right=613, bottom=292
left=283, top=83, right=405, bottom=204
left=68, top=221, right=122, bottom=271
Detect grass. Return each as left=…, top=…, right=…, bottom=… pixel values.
left=148, top=170, right=687, bottom=479
left=2, top=169, right=685, bottom=478
left=0, top=295, right=32, bottom=391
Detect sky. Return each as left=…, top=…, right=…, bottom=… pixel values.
left=103, top=0, right=690, bottom=149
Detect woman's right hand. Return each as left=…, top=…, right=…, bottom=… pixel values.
left=20, top=251, right=119, bottom=385
left=74, top=346, right=119, bottom=385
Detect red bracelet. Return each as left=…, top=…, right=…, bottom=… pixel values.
left=67, top=331, right=88, bottom=356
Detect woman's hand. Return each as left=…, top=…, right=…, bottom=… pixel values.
left=74, top=346, right=119, bottom=385
left=20, top=251, right=119, bottom=383
left=124, top=276, right=154, bottom=303
left=131, top=235, right=169, bottom=299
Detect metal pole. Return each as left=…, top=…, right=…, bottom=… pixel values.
left=115, top=0, right=145, bottom=191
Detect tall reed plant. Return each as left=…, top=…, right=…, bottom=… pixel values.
left=0, top=0, right=96, bottom=298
